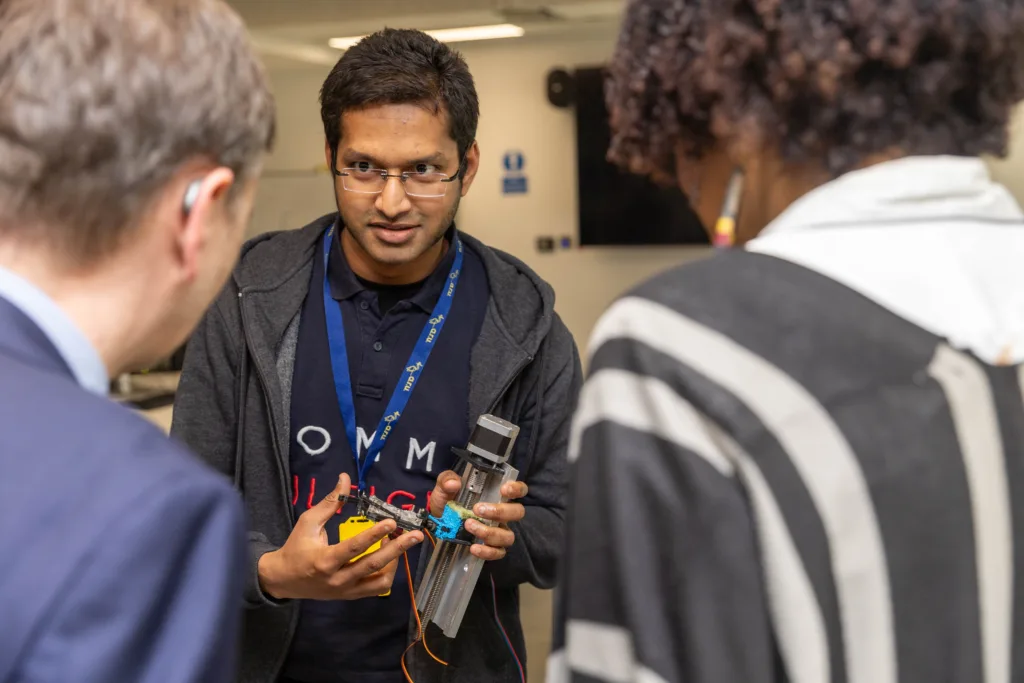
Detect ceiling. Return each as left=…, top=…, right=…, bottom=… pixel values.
left=227, top=0, right=621, bottom=29
left=226, top=0, right=625, bottom=68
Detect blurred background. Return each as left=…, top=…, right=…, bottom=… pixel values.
left=236, top=0, right=713, bottom=353
left=127, top=1, right=1024, bottom=679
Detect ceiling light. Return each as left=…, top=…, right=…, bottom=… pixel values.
left=425, top=23, right=525, bottom=42
left=329, top=23, right=525, bottom=51
left=251, top=34, right=340, bottom=66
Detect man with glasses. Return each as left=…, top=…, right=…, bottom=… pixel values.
left=172, top=28, right=581, bottom=683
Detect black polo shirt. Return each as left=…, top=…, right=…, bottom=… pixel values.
left=282, top=224, right=489, bottom=683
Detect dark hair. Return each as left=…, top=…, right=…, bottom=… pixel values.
left=0, top=0, right=275, bottom=267
left=320, top=28, right=480, bottom=166
left=607, top=0, right=1024, bottom=182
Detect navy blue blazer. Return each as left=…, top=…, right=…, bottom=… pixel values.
left=0, top=297, right=247, bottom=683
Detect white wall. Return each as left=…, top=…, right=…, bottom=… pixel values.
left=253, top=29, right=711, bottom=354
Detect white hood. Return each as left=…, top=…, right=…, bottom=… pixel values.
left=747, top=156, right=1024, bottom=365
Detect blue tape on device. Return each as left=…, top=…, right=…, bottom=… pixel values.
left=429, top=502, right=477, bottom=544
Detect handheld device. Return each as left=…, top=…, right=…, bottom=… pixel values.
left=415, top=414, right=520, bottom=638
left=339, top=414, right=521, bottom=639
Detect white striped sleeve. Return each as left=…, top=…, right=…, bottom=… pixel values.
left=548, top=300, right=777, bottom=683
left=590, top=296, right=898, bottom=683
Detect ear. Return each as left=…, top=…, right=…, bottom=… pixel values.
left=459, top=141, right=481, bottom=197
left=176, top=167, right=235, bottom=281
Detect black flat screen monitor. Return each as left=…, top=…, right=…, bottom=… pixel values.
left=574, top=66, right=708, bottom=246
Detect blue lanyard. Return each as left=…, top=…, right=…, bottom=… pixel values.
left=322, top=227, right=463, bottom=491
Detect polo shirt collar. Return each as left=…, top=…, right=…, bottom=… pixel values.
left=327, top=223, right=459, bottom=313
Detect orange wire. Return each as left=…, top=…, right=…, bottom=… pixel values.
left=403, top=547, right=448, bottom=667
left=403, top=552, right=424, bottom=637
left=422, top=629, right=447, bottom=667
left=400, top=639, right=417, bottom=683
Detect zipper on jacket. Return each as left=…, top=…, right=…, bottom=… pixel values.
left=238, top=291, right=292, bottom=518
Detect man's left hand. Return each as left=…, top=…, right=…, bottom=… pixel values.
left=428, top=471, right=528, bottom=561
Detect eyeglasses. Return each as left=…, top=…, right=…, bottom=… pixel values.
left=333, top=162, right=463, bottom=198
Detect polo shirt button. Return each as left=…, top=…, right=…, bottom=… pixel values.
left=373, top=341, right=383, bottom=352
left=360, top=301, right=369, bottom=310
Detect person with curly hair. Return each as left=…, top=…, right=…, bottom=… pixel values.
left=550, top=1, right=1024, bottom=682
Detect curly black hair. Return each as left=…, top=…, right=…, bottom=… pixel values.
left=607, top=0, right=1024, bottom=182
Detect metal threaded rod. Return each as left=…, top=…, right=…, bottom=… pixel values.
left=456, top=464, right=486, bottom=508
left=421, top=543, right=459, bottom=621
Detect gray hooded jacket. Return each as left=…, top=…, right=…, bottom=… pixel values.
left=170, top=213, right=581, bottom=683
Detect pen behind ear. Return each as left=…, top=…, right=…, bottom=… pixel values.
left=713, top=169, right=744, bottom=248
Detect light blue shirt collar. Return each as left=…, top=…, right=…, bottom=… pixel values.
left=0, top=266, right=109, bottom=396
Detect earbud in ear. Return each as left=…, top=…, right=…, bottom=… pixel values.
left=182, top=179, right=202, bottom=217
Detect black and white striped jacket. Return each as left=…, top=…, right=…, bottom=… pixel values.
left=548, top=156, right=1024, bottom=683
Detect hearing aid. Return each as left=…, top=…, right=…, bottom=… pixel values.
left=182, top=179, right=202, bottom=217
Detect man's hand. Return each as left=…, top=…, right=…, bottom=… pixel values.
left=257, top=474, right=423, bottom=600
left=428, top=471, right=528, bottom=561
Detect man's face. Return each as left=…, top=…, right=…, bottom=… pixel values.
left=328, top=103, right=478, bottom=270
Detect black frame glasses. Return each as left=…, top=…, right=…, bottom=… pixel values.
left=332, top=157, right=465, bottom=198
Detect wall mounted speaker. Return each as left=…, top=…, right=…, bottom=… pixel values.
left=546, top=68, right=576, bottom=108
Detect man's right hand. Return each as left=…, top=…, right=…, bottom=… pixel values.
left=257, top=473, right=423, bottom=600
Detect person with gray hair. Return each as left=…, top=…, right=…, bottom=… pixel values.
left=0, top=1, right=275, bottom=682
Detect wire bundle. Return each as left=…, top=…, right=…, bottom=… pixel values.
left=401, top=531, right=526, bottom=683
